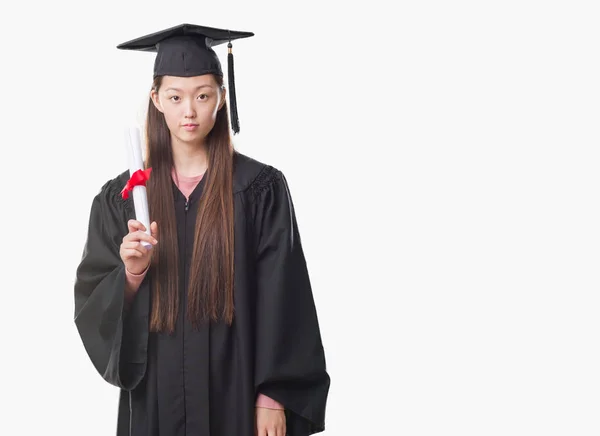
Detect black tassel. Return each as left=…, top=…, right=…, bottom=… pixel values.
left=227, top=42, right=240, bottom=134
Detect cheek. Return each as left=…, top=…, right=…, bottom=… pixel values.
left=162, top=107, right=179, bottom=127
left=198, top=103, right=219, bottom=124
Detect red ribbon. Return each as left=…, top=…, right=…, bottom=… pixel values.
left=121, top=168, right=152, bottom=199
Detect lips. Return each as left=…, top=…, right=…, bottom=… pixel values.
left=182, top=123, right=199, bottom=131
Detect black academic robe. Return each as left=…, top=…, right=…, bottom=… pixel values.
left=74, top=151, right=330, bottom=436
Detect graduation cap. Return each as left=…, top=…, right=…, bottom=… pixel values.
left=117, top=23, right=254, bottom=134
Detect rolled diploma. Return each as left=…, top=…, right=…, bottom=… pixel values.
left=125, top=127, right=152, bottom=249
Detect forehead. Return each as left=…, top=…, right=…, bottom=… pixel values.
left=161, top=74, right=219, bottom=90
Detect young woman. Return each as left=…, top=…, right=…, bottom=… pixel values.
left=74, top=23, right=330, bottom=436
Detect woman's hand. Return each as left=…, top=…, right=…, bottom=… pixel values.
left=255, top=407, right=286, bottom=436
left=119, top=219, right=158, bottom=274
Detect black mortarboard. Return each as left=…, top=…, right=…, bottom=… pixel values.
left=117, top=23, right=254, bottom=134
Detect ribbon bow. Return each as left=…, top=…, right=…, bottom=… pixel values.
left=121, top=168, right=152, bottom=199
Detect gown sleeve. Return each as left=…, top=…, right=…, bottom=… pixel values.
left=73, top=178, right=150, bottom=391
left=252, top=168, right=331, bottom=435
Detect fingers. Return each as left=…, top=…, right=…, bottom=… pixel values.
left=127, top=219, right=146, bottom=234
left=127, top=220, right=158, bottom=238
left=255, top=408, right=285, bottom=436
left=121, top=248, right=145, bottom=259
left=255, top=411, right=266, bottom=436
left=255, top=421, right=282, bottom=436
left=121, top=236, right=155, bottom=262
left=273, top=425, right=284, bottom=436
left=121, top=240, right=152, bottom=252
left=276, top=414, right=286, bottom=436
left=123, top=229, right=158, bottom=246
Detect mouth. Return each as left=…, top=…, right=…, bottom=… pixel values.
left=182, top=123, right=199, bottom=131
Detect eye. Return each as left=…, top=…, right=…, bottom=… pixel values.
left=169, top=96, right=180, bottom=102
left=198, top=94, right=208, bottom=100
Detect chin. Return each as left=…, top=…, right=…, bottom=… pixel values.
left=177, top=131, right=207, bottom=145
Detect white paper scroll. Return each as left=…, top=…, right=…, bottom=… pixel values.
left=125, top=126, right=152, bottom=249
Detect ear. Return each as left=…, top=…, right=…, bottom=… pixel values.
left=150, top=89, right=164, bottom=113
left=218, top=86, right=227, bottom=111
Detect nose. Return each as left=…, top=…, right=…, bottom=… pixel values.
left=184, top=99, right=196, bottom=119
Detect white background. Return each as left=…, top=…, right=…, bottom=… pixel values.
left=1, top=0, right=599, bottom=435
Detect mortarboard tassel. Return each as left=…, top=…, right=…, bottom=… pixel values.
left=227, top=41, right=240, bottom=134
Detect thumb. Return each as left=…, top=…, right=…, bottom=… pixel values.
left=150, top=221, right=158, bottom=238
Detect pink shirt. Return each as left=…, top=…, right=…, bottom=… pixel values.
left=125, top=168, right=283, bottom=410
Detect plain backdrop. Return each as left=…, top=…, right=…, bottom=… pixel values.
left=1, top=0, right=599, bottom=435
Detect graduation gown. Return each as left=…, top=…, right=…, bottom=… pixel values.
left=74, top=151, right=330, bottom=436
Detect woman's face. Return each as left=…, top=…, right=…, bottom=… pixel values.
left=151, top=74, right=226, bottom=146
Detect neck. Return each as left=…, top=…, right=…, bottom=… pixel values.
left=171, top=136, right=208, bottom=177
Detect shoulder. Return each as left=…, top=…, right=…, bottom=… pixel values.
left=232, top=151, right=285, bottom=196
left=97, top=169, right=130, bottom=198
left=93, top=169, right=133, bottom=214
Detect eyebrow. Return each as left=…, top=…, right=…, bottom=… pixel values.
left=164, top=85, right=213, bottom=92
